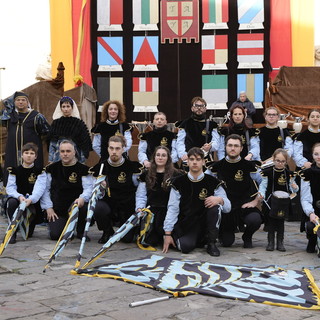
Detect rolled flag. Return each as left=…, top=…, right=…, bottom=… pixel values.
left=313, top=220, right=320, bottom=258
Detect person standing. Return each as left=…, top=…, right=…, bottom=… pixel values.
left=162, top=147, right=231, bottom=257
left=208, top=134, right=262, bottom=249
left=1, top=91, right=50, bottom=182
left=41, top=140, right=92, bottom=240
left=91, top=100, right=132, bottom=161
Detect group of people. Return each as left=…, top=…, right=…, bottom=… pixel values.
left=1, top=91, right=319, bottom=258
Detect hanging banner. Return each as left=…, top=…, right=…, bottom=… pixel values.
left=133, top=77, right=159, bottom=112
left=97, top=0, right=123, bottom=31
left=133, top=36, right=159, bottom=71
left=202, top=74, right=228, bottom=110
left=237, top=0, right=264, bottom=30
left=202, top=35, right=228, bottom=70
left=97, top=37, right=123, bottom=71
left=237, top=33, right=264, bottom=69
left=97, top=77, right=123, bottom=111
left=202, top=0, right=229, bottom=30
left=160, top=0, right=199, bottom=44
left=133, top=0, right=159, bottom=30
left=237, top=73, right=264, bottom=109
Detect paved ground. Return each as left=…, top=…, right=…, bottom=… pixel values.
left=0, top=214, right=320, bottom=320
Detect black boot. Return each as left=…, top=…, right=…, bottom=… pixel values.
left=266, top=231, right=275, bottom=251
left=276, top=232, right=286, bottom=252
left=9, top=232, right=17, bottom=244
left=206, top=230, right=220, bottom=257
left=306, top=235, right=317, bottom=253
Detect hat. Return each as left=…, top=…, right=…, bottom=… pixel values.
left=59, top=96, right=74, bottom=107
left=14, top=91, right=29, bottom=100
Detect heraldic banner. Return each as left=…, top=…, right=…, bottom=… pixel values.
left=74, top=254, right=320, bottom=310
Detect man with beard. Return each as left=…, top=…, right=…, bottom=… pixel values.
left=162, top=147, right=231, bottom=257
left=176, top=97, right=219, bottom=163
left=92, top=135, right=143, bottom=244
left=207, top=134, right=262, bottom=249
left=138, top=112, right=178, bottom=167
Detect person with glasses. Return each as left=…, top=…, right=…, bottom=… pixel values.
left=207, top=134, right=262, bottom=249
left=258, top=149, right=298, bottom=252
left=255, top=106, right=293, bottom=163
left=176, top=96, right=219, bottom=163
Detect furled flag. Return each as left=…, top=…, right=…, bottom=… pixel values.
left=97, top=37, right=123, bottom=71
left=97, top=0, right=123, bottom=31
left=202, top=74, right=228, bottom=110
left=133, top=0, right=159, bottom=31
left=237, top=0, right=264, bottom=30
left=97, top=77, right=123, bottom=112
left=133, top=36, right=159, bottom=71
left=237, top=73, right=264, bottom=109
left=160, top=0, right=199, bottom=43
left=202, top=0, right=229, bottom=30
left=73, top=254, right=320, bottom=310
left=202, top=35, right=228, bottom=70
left=237, top=33, right=264, bottom=69
left=133, top=77, right=159, bottom=112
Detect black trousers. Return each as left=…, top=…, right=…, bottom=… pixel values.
left=47, top=203, right=87, bottom=240
left=173, top=205, right=221, bottom=254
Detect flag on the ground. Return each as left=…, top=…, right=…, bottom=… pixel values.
left=73, top=254, right=320, bottom=310
left=237, top=73, right=263, bottom=108
left=97, top=37, right=123, bottom=71
left=97, top=77, right=123, bottom=111
left=202, top=0, right=229, bottom=29
left=237, top=33, right=264, bottom=69
left=202, top=34, right=228, bottom=70
left=43, top=204, right=79, bottom=272
left=133, top=77, right=159, bottom=110
left=97, top=0, right=123, bottom=31
left=202, top=74, right=228, bottom=110
left=133, top=36, right=158, bottom=71
left=161, top=0, right=199, bottom=43
left=133, top=0, right=159, bottom=30
left=238, top=0, right=264, bottom=30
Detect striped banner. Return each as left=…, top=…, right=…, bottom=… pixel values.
left=97, top=77, right=123, bottom=112
left=133, top=0, right=159, bottom=30
left=237, top=33, right=264, bottom=69
left=97, top=0, right=123, bottom=31
left=133, top=77, right=159, bottom=111
left=202, top=74, right=228, bottom=110
left=133, top=36, right=158, bottom=71
left=202, top=0, right=229, bottom=29
left=202, top=34, right=228, bottom=70
left=97, top=37, right=123, bottom=71
left=237, top=74, right=264, bottom=108
left=238, top=0, right=264, bottom=30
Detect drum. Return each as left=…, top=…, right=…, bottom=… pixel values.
left=269, top=191, right=291, bottom=220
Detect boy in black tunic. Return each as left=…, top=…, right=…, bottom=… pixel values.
left=6, top=142, right=46, bottom=243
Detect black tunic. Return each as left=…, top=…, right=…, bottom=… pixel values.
left=295, top=129, right=320, bottom=163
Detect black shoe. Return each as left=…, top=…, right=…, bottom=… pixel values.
left=242, top=235, right=253, bottom=248
left=9, top=234, right=16, bottom=244
left=98, top=232, right=110, bottom=244
left=77, top=234, right=91, bottom=242
left=207, top=243, right=220, bottom=256
left=306, top=237, right=317, bottom=253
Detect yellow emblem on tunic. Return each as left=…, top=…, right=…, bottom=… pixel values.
left=277, top=210, right=285, bottom=218
left=115, top=130, right=121, bottom=136
left=28, top=173, right=36, bottom=184
left=160, top=137, right=168, bottom=146
left=278, top=174, right=286, bottom=186
left=278, top=135, right=283, bottom=142
left=199, top=188, right=208, bottom=201
left=118, top=172, right=126, bottom=183
left=235, top=170, right=244, bottom=181
left=241, top=135, right=246, bottom=145
left=69, top=172, right=77, bottom=183
left=201, top=129, right=207, bottom=136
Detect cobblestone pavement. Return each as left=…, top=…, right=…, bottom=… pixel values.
left=0, top=215, right=319, bottom=320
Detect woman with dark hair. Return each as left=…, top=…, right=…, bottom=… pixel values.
left=300, top=142, right=320, bottom=256
left=293, top=109, right=320, bottom=169
left=48, top=96, right=92, bottom=163
left=217, top=105, right=259, bottom=160
left=136, top=146, right=181, bottom=246
left=91, top=100, right=133, bottom=161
